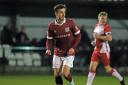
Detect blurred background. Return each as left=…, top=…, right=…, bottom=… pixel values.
left=0, top=0, right=128, bottom=83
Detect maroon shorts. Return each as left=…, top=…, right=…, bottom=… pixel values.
left=91, top=50, right=110, bottom=66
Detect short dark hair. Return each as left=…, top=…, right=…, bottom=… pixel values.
left=54, top=4, right=66, bottom=12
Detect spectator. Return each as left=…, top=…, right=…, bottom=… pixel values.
left=0, top=25, right=15, bottom=45
left=80, top=25, right=90, bottom=46
left=15, top=26, right=29, bottom=45
left=30, top=38, right=38, bottom=46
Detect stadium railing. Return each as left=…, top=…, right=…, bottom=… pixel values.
left=0, top=45, right=51, bottom=75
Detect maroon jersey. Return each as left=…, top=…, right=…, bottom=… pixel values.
left=46, top=18, right=81, bottom=56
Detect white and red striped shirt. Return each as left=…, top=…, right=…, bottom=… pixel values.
left=93, top=23, right=111, bottom=53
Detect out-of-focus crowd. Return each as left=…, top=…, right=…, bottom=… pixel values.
left=0, top=24, right=127, bottom=68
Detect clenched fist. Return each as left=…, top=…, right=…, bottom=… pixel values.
left=45, top=49, right=52, bottom=56
left=67, top=48, right=75, bottom=56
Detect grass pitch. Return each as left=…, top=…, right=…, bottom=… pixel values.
left=0, top=75, right=127, bottom=85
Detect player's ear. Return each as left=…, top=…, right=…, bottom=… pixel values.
left=54, top=11, right=57, bottom=17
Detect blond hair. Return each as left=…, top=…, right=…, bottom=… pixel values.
left=98, top=11, right=108, bottom=17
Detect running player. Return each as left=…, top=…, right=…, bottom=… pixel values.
left=45, top=4, right=81, bottom=85
left=86, top=11, right=125, bottom=85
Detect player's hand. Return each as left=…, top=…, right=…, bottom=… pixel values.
left=91, top=41, right=96, bottom=46
left=105, top=35, right=112, bottom=41
left=45, top=49, right=52, bottom=56
left=67, top=48, right=75, bottom=56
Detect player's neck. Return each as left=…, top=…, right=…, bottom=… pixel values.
left=55, top=18, right=66, bottom=25
left=98, top=22, right=106, bottom=26
left=56, top=19, right=63, bottom=24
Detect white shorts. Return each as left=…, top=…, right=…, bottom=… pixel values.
left=52, top=55, right=75, bottom=68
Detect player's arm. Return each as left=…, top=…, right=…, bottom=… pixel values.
left=71, top=20, right=81, bottom=49
left=94, top=24, right=113, bottom=42
left=45, top=25, right=53, bottom=55
left=46, top=40, right=52, bottom=55
left=94, top=32, right=112, bottom=41
left=68, top=33, right=81, bottom=56
left=91, top=37, right=96, bottom=46
left=68, top=20, right=81, bottom=55
left=72, top=31, right=81, bottom=49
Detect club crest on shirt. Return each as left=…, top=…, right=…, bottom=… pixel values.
left=65, top=27, right=70, bottom=32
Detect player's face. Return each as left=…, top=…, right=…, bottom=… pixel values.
left=55, top=8, right=66, bottom=21
left=98, top=15, right=107, bottom=25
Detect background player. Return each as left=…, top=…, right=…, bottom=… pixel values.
left=45, top=4, right=81, bottom=85
left=86, top=11, right=125, bottom=85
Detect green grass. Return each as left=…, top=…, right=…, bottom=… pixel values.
left=0, top=75, right=127, bottom=85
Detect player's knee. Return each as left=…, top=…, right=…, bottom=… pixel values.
left=53, top=69, right=62, bottom=76
left=53, top=71, right=58, bottom=77
left=89, top=66, right=96, bottom=72
left=63, top=71, right=70, bottom=77
left=104, top=66, right=112, bottom=73
left=55, top=75, right=63, bottom=84
left=90, top=69, right=96, bottom=73
left=62, top=66, right=70, bottom=77
left=63, top=71, right=71, bottom=79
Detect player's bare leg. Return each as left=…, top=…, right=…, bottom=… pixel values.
left=86, top=61, right=99, bottom=85
left=104, top=65, right=125, bottom=85
left=53, top=68, right=63, bottom=85
left=63, top=65, right=75, bottom=85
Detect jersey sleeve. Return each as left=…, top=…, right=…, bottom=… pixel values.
left=47, top=24, right=53, bottom=39
left=69, top=19, right=81, bottom=49
left=104, top=24, right=111, bottom=35
left=70, top=20, right=80, bottom=35
left=46, top=23, right=54, bottom=50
